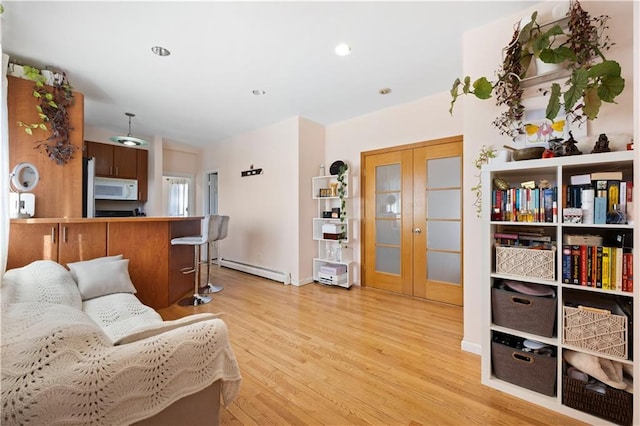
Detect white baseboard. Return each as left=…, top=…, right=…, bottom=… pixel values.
left=461, top=340, right=481, bottom=355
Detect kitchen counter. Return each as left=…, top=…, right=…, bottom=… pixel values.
left=7, top=217, right=204, bottom=309
left=10, top=216, right=203, bottom=224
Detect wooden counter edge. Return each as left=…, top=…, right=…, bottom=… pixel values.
left=10, top=216, right=204, bottom=224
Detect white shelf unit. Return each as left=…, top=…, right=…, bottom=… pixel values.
left=481, top=150, right=637, bottom=425
left=312, top=174, right=353, bottom=288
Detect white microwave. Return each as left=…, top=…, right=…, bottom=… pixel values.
left=94, top=177, right=138, bottom=200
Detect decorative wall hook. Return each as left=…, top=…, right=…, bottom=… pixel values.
left=241, top=164, right=263, bottom=177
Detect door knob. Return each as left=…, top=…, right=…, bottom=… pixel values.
left=414, top=228, right=422, bottom=234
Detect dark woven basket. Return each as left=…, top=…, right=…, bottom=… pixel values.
left=562, top=375, right=633, bottom=426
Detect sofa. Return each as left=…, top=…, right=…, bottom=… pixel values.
left=1, top=258, right=242, bottom=425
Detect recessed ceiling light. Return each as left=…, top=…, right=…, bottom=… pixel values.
left=151, top=46, right=171, bottom=57
left=335, top=43, right=351, bottom=56
left=252, top=89, right=266, bottom=96
left=379, top=88, right=392, bottom=95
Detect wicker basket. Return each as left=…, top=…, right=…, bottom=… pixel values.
left=491, top=341, right=557, bottom=396
left=563, top=306, right=628, bottom=360
left=495, top=247, right=556, bottom=280
left=562, top=375, right=633, bottom=426
left=492, top=287, right=557, bottom=337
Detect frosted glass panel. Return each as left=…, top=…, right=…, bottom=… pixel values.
left=376, top=246, right=400, bottom=275
left=427, top=252, right=460, bottom=284
left=427, top=189, right=460, bottom=219
left=375, top=164, right=401, bottom=192
left=376, top=192, right=401, bottom=215
left=427, top=157, right=460, bottom=188
left=427, top=221, right=460, bottom=251
left=376, top=219, right=401, bottom=245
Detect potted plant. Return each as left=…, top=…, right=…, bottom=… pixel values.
left=449, top=0, right=625, bottom=140
left=16, top=65, right=77, bottom=165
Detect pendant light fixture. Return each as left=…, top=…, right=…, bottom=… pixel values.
left=110, top=112, right=149, bottom=146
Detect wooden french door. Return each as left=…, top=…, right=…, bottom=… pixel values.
left=362, top=137, right=463, bottom=306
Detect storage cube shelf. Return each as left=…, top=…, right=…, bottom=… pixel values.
left=312, top=174, right=353, bottom=288
left=481, top=150, right=637, bottom=425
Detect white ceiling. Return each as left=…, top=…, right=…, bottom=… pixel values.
left=2, top=1, right=535, bottom=148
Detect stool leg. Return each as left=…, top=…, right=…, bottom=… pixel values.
left=204, top=240, right=224, bottom=293
left=192, top=244, right=212, bottom=306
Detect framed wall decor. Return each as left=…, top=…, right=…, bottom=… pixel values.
left=518, top=95, right=587, bottom=147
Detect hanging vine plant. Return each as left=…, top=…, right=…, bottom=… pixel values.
left=336, top=163, right=349, bottom=244
left=449, top=0, right=624, bottom=139
left=16, top=65, right=77, bottom=165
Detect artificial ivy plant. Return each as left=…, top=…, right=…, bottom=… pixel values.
left=336, top=163, right=349, bottom=244
left=17, top=65, right=77, bottom=165
left=449, top=0, right=625, bottom=140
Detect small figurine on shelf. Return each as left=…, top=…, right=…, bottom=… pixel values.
left=548, top=138, right=564, bottom=157
left=591, top=133, right=611, bottom=153
left=563, top=131, right=582, bottom=156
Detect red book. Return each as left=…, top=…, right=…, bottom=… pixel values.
left=579, top=245, right=588, bottom=286
left=624, top=252, right=633, bottom=292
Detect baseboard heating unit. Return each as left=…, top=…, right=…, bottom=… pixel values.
left=220, top=258, right=290, bottom=284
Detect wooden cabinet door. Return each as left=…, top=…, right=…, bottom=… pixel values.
left=113, top=146, right=137, bottom=179
left=8, top=76, right=84, bottom=218
left=7, top=223, right=59, bottom=270
left=86, top=141, right=114, bottom=177
left=58, top=222, right=107, bottom=267
left=136, top=149, right=148, bottom=201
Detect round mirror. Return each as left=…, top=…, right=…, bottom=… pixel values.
left=10, top=162, right=40, bottom=192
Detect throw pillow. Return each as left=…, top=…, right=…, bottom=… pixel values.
left=69, top=258, right=136, bottom=301
left=114, top=313, right=223, bottom=345
left=67, top=254, right=124, bottom=283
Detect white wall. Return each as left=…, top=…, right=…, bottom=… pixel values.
left=201, top=117, right=304, bottom=283
left=299, top=118, right=326, bottom=284
left=461, top=1, right=634, bottom=353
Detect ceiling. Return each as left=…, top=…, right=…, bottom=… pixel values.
left=2, top=1, right=535, bottom=148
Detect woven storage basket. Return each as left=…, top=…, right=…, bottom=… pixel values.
left=491, top=341, right=557, bottom=396
left=495, top=247, right=555, bottom=280
left=492, top=287, right=557, bottom=337
left=562, top=375, right=633, bottom=426
left=563, top=306, right=628, bottom=360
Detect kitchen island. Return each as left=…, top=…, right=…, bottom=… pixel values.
left=7, top=217, right=202, bottom=309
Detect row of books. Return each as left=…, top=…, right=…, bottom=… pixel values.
left=562, top=244, right=633, bottom=292
left=491, top=187, right=557, bottom=223
left=567, top=171, right=632, bottom=212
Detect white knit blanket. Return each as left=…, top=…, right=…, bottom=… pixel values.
left=1, top=261, right=242, bottom=425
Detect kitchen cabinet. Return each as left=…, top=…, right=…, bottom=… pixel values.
left=481, top=150, right=637, bottom=425
left=7, top=76, right=84, bottom=218
left=137, top=148, right=148, bottom=201
left=86, top=141, right=138, bottom=179
left=7, top=221, right=107, bottom=270
left=7, top=217, right=200, bottom=310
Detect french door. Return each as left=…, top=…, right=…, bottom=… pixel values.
left=362, top=136, right=463, bottom=305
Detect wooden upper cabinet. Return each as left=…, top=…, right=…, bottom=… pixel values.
left=8, top=76, right=84, bottom=218
left=137, top=149, right=148, bottom=201
left=86, top=141, right=137, bottom=179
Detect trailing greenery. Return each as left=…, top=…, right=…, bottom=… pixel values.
left=16, top=65, right=77, bottom=165
left=336, top=163, right=348, bottom=244
left=471, top=146, right=496, bottom=217
left=449, top=0, right=624, bottom=139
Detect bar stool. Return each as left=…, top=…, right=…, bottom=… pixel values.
left=203, top=215, right=230, bottom=294
left=170, top=215, right=223, bottom=306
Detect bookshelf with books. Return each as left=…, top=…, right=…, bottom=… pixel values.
left=481, top=150, right=637, bottom=425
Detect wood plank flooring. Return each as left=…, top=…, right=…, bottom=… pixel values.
left=158, top=267, right=584, bottom=426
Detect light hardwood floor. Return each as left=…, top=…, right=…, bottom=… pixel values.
left=158, top=267, right=584, bottom=426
